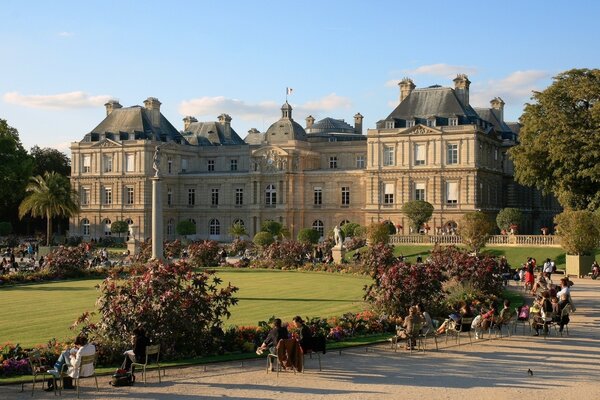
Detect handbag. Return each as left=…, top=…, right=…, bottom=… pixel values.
left=110, top=369, right=135, bottom=386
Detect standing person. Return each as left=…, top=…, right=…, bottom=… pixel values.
left=524, top=259, right=535, bottom=291
left=543, top=258, right=554, bottom=280
left=123, top=327, right=149, bottom=373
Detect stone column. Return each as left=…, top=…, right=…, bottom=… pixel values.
left=151, top=177, right=163, bottom=260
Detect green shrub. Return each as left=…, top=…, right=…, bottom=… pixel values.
left=253, top=231, right=274, bottom=247
left=555, top=210, right=600, bottom=255
left=297, top=228, right=320, bottom=244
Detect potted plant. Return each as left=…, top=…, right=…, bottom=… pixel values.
left=554, top=210, right=600, bottom=278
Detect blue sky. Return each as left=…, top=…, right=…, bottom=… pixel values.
left=1, top=0, right=599, bottom=153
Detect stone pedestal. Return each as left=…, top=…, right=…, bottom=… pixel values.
left=332, top=246, right=346, bottom=264
left=151, top=177, right=163, bottom=260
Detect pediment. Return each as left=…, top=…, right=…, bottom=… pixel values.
left=403, top=124, right=441, bottom=135
left=91, top=138, right=123, bottom=148
left=251, top=145, right=289, bottom=157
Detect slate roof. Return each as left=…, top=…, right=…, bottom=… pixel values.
left=387, top=87, right=479, bottom=121
left=182, top=121, right=246, bottom=146
left=244, top=128, right=266, bottom=145
left=265, top=102, right=307, bottom=143
left=306, top=117, right=356, bottom=134
left=474, top=108, right=514, bottom=138
left=82, top=106, right=185, bottom=143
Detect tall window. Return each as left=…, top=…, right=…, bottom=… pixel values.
left=167, top=219, right=174, bottom=235
left=181, top=158, right=188, bottom=172
left=209, top=219, right=220, bottom=235
left=168, top=157, right=172, bottom=174
left=312, top=220, right=324, bottom=237
left=211, top=188, right=219, bottom=205
left=103, top=155, right=113, bottom=172
left=188, top=188, right=195, bottom=206
left=82, top=155, right=91, bottom=173
left=329, top=156, right=338, bottom=169
left=125, top=153, right=135, bottom=172
left=80, top=187, right=90, bottom=206
left=449, top=117, right=458, bottom=126
left=230, top=159, right=238, bottom=171
left=167, top=188, right=172, bottom=206
left=265, top=184, right=276, bottom=206
left=233, top=219, right=244, bottom=228
left=103, top=187, right=112, bottom=205
left=81, top=219, right=90, bottom=236
left=384, top=183, right=394, bottom=204
left=427, top=118, right=436, bottom=127
left=447, top=144, right=458, bottom=165
left=103, top=219, right=112, bottom=236
left=208, top=159, right=215, bottom=172
left=313, top=187, right=322, bottom=205
left=383, top=146, right=394, bottom=166
left=235, top=188, right=244, bottom=206
left=414, top=144, right=425, bottom=165
left=415, top=182, right=426, bottom=201
left=341, top=186, right=350, bottom=206
left=446, top=182, right=458, bottom=204
left=126, top=187, right=134, bottom=205
left=356, top=155, right=365, bottom=169
left=406, top=120, right=415, bottom=128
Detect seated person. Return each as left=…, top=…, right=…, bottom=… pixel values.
left=68, top=335, right=96, bottom=379
left=532, top=291, right=553, bottom=336
left=396, top=306, right=425, bottom=350
left=494, top=299, right=514, bottom=329
left=436, top=302, right=472, bottom=334
left=292, top=316, right=313, bottom=352
left=45, top=345, right=76, bottom=391
left=416, top=303, right=435, bottom=334
left=256, top=318, right=289, bottom=355
left=531, top=271, right=549, bottom=295
left=123, top=327, right=149, bottom=373
left=479, top=302, right=498, bottom=331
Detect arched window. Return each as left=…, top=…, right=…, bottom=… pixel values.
left=81, top=218, right=90, bottom=236
left=167, top=219, right=174, bottom=235
left=340, top=219, right=350, bottom=226
left=209, top=219, right=220, bottom=235
left=265, top=184, right=276, bottom=206
left=103, top=219, right=112, bottom=236
left=312, top=220, right=324, bottom=237
left=232, top=219, right=244, bottom=227
left=189, top=218, right=196, bottom=225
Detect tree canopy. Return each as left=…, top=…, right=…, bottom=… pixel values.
left=30, top=145, right=71, bottom=176
left=554, top=210, right=600, bottom=255
left=401, top=200, right=434, bottom=232
left=459, top=211, right=495, bottom=253
left=509, top=68, right=600, bottom=211
left=496, top=208, right=523, bottom=232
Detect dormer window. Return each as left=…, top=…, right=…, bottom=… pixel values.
left=406, top=119, right=415, bottom=128
left=449, top=117, right=458, bottom=126
left=385, top=120, right=394, bottom=129
left=427, top=117, right=436, bottom=127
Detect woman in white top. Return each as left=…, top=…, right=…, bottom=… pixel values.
left=68, top=335, right=96, bottom=379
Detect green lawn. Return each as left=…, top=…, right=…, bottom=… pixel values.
left=0, top=269, right=370, bottom=347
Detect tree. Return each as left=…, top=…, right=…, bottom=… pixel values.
left=297, top=228, right=320, bottom=244
left=366, top=222, right=390, bottom=245
left=0, top=119, right=33, bottom=225
left=554, top=210, right=600, bottom=255
left=496, top=208, right=523, bottom=232
left=110, top=220, right=129, bottom=238
left=401, top=200, right=434, bottom=232
left=30, top=146, right=71, bottom=177
left=261, top=221, right=282, bottom=237
left=229, top=222, right=247, bottom=239
left=176, top=220, right=196, bottom=236
left=459, top=211, right=494, bottom=253
left=253, top=231, right=274, bottom=248
left=341, top=222, right=361, bottom=238
left=509, top=68, right=600, bottom=211
left=18, top=172, right=79, bottom=246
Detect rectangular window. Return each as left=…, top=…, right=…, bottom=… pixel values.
left=235, top=188, right=244, bottom=205
left=188, top=188, right=195, bottom=206
left=168, top=157, right=172, bottom=174
left=230, top=159, right=238, bottom=171
left=341, top=186, right=350, bottom=206
left=384, top=183, right=394, bottom=204
left=82, top=155, right=91, bottom=173
left=125, top=153, right=135, bottom=172
left=449, top=117, right=458, bottom=126
left=415, top=182, right=426, bottom=201
left=313, top=187, right=322, bottom=205
left=356, top=155, right=365, bottom=169
left=103, top=187, right=112, bottom=205
left=427, top=119, right=436, bottom=127
left=447, top=144, right=458, bottom=165
left=414, top=144, right=425, bottom=165
left=125, top=187, right=134, bottom=205
left=211, top=188, right=219, bottom=205
left=383, top=146, right=394, bottom=166
left=167, top=188, right=172, bottom=206
left=208, top=159, right=215, bottom=172
left=329, top=156, right=337, bottom=169
left=446, top=182, right=458, bottom=204
left=80, top=187, right=90, bottom=205
left=494, top=149, right=499, bottom=161
left=406, top=120, right=415, bottom=128
left=181, top=158, right=188, bottom=173
left=103, top=155, right=113, bottom=173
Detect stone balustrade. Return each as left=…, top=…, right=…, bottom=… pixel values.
left=389, top=234, right=562, bottom=247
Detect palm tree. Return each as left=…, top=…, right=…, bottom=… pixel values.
left=229, top=222, right=247, bottom=239
left=18, top=172, right=80, bottom=246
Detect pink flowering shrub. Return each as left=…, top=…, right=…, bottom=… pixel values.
left=43, top=244, right=88, bottom=278
left=187, top=240, right=221, bottom=267
left=261, top=240, right=311, bottom=268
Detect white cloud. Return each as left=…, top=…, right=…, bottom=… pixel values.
left=58, top=31, right=74, bottom=37
left=3, top=91, right=112, bottom=109
left=295, top=93, right=352, bottom=113
left=470, top=70, right=550, bottom=108
left=386, top=64, right=479, bottom=87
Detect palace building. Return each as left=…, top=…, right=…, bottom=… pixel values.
left=69, top=75, right=559, bottom=241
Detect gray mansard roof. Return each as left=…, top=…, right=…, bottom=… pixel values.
left=82, top=106, right=185, bottom=143
left=474, top=108, right=516, bottom=140
left=183, top=121, right=245, bottom=146
left=306, top=117, right=356, bottom=134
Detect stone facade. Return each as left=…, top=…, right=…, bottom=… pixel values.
left=69, top=75, right=560, bottom=242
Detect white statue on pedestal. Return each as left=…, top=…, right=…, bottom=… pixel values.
left=153, top=145, right=161, bottom=177
left=333, top=225, right=343, bottom=249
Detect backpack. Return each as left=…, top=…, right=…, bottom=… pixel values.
left=518, top=305, right=530, bottom=320
left=110, top=369, right=135, bottom=386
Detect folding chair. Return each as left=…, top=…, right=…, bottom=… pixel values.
left=74, top=354, right=98, bottom=398
left=446, top=317, right=473, bottom=346
left=21, top=350, right=50, bottom=396
left=131, top=344, right=164, bottom=385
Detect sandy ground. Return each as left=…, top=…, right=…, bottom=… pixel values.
left=2, top=278, right=599, bottom=400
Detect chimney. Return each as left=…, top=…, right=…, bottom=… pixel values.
left=354, top=112, right=364, bottom=134
left=399, top=78, right=416, bottom=103
left=104, top=99, right=122, bottom=116
left=490, top=97, right=505, bottom=121
left=305, top=115, right=315, bottom=129
left=143, top=97, right=162, bottom=127
left=182, top=116, right=197, bottom=131
left=218, top=113, right=232, bottom=137
left=453, top=74, right=471, bottom=106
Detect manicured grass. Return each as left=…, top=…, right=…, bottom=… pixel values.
left=0, top=269, right=370, bottom=347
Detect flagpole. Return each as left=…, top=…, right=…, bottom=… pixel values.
left=285, top=87, right=288, bottom=102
